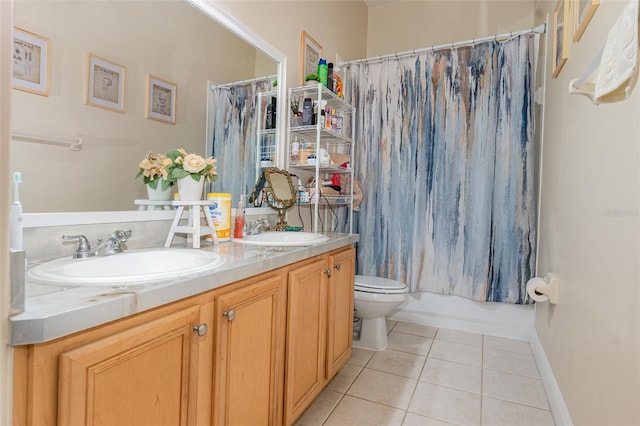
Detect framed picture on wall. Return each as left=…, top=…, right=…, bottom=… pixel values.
left=573, top=0, right=600, bottom=41
left=12, top=27, right=50, bottom=96
left=300, top=31, right=322, bottom=85
left=84, top=53, right=126, bottom=113
left=552, top=0, right=570, bottom=78
left=145, top=75, right=176, bottom=124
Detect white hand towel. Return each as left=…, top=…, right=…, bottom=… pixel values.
left=569, top=0, right=638, bottom=104
left=595, top=0, right=638, bottom=102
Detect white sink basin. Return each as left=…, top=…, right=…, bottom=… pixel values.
left=28, top=249, right=225, bottom=286
left=234, top=232, right=330, bottom=247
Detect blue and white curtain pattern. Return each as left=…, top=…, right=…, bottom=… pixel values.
left=345, top=34, right=538, bottom=304
left=210, top=78, right=272, bottom=205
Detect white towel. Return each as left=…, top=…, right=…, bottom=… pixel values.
left=569, top=0, right=639, bottom=104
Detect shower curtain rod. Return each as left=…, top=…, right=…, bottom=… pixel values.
left=340, top=23, right=546, bottom=67
left=210, top=74, right=277, bottom=90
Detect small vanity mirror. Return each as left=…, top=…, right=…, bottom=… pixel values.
left=259, top=168, right=297, bottom=230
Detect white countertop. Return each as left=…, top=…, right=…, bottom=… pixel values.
left=10, top=233, right=358, bottom=346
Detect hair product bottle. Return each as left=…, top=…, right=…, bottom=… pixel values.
left=318, top=58, right=328, bottom=87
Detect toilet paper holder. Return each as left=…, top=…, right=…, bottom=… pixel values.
left=526, top=273, right=558, bottom=304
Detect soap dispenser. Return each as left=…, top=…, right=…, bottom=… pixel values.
left=233, top=194, right=247, bottom=239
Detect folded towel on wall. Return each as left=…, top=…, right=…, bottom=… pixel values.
left=569, top=0, right=639, bottom=104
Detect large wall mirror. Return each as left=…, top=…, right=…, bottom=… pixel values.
left=11, top=0, right=284, bottom=213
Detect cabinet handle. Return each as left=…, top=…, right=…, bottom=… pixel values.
left=223, top=310, right=236, bottom=321
left=334, top=263, right=341, bottom=270
left=193, top=323, right=208, bottom=336
left=325, top=269, right=333, bottom=277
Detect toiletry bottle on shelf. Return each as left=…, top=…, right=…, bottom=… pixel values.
left=327, top=63, right=334, bottom=92
left=318, top=58, right=328, bottom=87
left=233, top=194, right=247, bottom=239
left=302, top=98, right=312, bottom=125
left=335, top=72, right=343, bottom=98
left=291, top=136, right=300, bottom=164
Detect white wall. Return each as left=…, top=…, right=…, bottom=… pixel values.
left=366, top=0, right=535, bottom=57
left=534, top=1, right=640, bottom=424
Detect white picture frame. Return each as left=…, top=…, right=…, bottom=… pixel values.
left=145, top=75, right=177, bottom=124
left=12, top=27, right=50, bottom=96
left=84, top=53, right=126, bottom=113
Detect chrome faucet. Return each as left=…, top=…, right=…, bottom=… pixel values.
left=62, top=229, right=132, bottom=259
left=62, top=234, right=95, bottom=259
left=247, top=219, right=271, bottom=235
left=94, top=230, right=132, bottom=256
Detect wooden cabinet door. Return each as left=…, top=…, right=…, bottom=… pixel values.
left=326, top=247, right=355, bottom=380
left=57, top=305, right=203, bottom=426
left=284, top=257, right=329, bottom=425
left=213, top=274, right=286, bottom=426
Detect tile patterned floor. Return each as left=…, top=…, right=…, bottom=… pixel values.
left=295, top=321, right=555, bottom=426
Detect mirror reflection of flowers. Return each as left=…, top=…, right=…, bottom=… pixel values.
left=167, top=148, right=218, bottom=183
left=136, top=152, right=173, bottom=190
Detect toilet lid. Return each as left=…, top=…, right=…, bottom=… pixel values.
left=354, top=275, right=408, bottom=294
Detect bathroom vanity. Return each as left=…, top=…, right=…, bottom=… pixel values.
left=11, top=235, right=357, bottom=426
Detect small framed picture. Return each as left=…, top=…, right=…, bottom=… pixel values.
left=573, top=0, right=600, bottom=42
left=12, top=27, right=50, bottom=96
left=84, top=53, right=126, bottom=113
left=145, top=75, right=176, bottom=124
left=300, top=31, right=322, bottom=85
left=552, top=0, right=570, bottom=78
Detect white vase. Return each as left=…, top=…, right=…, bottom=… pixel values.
left=177, top=176, right=205, bottom=201
left=146, top=180, right=172, bottom=201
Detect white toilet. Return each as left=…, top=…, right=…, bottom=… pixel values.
left=353, top=275, right=409, bottom=351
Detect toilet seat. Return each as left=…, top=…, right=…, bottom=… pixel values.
left=354, top=275, right=408, bottom=294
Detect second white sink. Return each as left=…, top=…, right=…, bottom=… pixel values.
left=234, top=232, right=330, bottom=246
left=28, top=249, right=225, bottom=286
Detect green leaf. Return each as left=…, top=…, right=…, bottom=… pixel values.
left=160, top=179, right=173, bottom=190
left=169, top=168, right=189, bottom=180
left=165, top=149, right=182, bottom=162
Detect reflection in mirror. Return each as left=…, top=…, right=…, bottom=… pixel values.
left=251, top=168, right=296, bottom=231
left=207, top=76, right=276, bottom=207
left=11, top=0, right=278, bottom=212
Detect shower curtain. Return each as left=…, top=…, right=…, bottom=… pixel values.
left=209, top=78, right=273, bottom=204
left=345, top=35, right=538, bottom=304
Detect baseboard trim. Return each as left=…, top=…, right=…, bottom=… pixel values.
left=530, top=329, right=573, bottom=425
left=388, top=292, right=534, bottom=341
